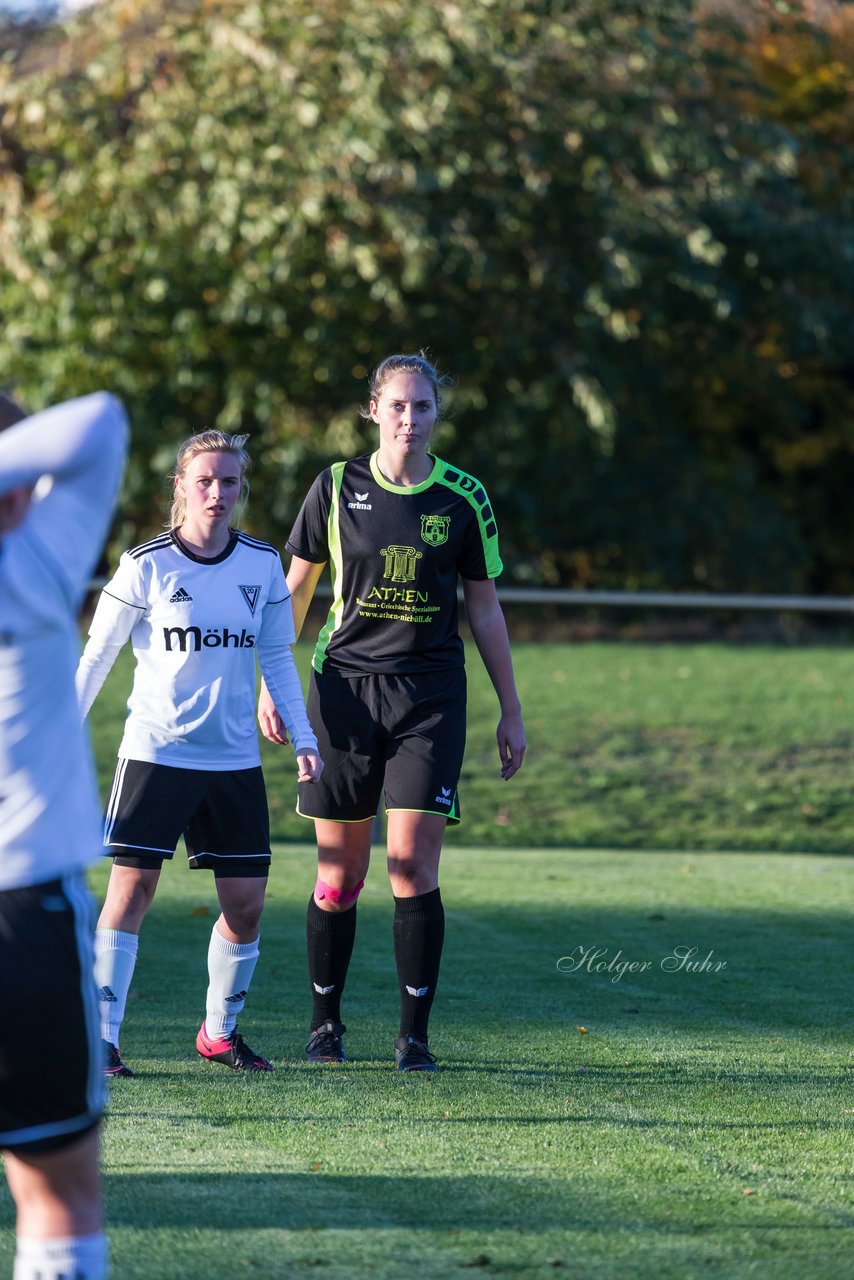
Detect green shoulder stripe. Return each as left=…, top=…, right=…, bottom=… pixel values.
left=436, top=458, right=503, bottom=578
left=312, top=461, right=346, bottom=673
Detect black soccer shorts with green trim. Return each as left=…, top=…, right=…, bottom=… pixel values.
left=297, top=668, right=466, bottom=825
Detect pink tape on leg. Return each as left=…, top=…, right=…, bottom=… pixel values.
left=315, top=877, right=365, bottom=905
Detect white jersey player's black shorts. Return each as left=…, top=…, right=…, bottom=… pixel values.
left=104, top=759, right=271, bottom=878
left=297, top=668, right=465, bottom=825
left=0, top=873, right=104, bottom=1155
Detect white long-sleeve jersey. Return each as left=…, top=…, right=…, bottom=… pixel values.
left=76, top=528, right=317, bottom=770
left=0, top=393, right=128, bottom=891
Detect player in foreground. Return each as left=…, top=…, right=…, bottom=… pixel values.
left=77, top=431, right=322, bottom=1078
left=258, top=352, right=526, bottom=1071
left=1, top=391, right=128, bottom=1280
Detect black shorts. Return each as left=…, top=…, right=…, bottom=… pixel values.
left=104, top=759, right=271, bottom=878
left=297, top=668, right=466, bottom=825
left=0, top=872, right=104, bottom=1155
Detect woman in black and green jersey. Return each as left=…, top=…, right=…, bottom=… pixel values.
left=259, top=352, right=526, bottom=1071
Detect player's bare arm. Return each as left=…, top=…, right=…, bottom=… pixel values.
left=462, top=576, right=527, bottom=780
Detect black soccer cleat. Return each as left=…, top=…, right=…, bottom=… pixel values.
left=306, top=1020, right=347, bottom=1062
left=196, top=1023, right=273, bottom=1072
left=395, top=1034, right=437, bottom=1073
left=103, top=1040, right=134, bottom=1078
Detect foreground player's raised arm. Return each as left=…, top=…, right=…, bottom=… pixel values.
left=0, top=392, right=126, bottom=495
left=0, top=392, right=128, bottom=600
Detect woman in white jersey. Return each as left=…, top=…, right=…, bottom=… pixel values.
left=258, top=353, right=526, bottom=1072
left=1, top=390, right=127, bottom=1280
left=77, top=431, right=322, bottom=1077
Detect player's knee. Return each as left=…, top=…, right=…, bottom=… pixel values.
left=217, top=894, right=264, bottom=937
left=101, top=870, right=157, bottom=928
left=314, top=876, right=365, bottom=907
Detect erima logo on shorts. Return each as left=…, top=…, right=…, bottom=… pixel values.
left=347, top=490, right=372, bottom=510
left=163, top=626, right=256, bottom=651
left=434, top=786, right=453, bottom=806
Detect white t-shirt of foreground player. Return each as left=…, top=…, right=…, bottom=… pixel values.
left=0, top=393, right=128, bottom=891
left=78, top=530, right=316, bottom=771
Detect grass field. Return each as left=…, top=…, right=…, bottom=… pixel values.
left=82, top=640, right=854, bottom=854
left=2, top=641, right=852, bottom=1278
left=2, top=845, right=850, bottom=1279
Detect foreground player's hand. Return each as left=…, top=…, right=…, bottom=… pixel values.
left=497, top=709, right=526, bottom=781
left=258, top=683, right=289, bottom=745
left=297, top=751, right=324, bottom=783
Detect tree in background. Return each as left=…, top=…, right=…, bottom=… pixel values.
left=1, top=0, right=852, bottom=591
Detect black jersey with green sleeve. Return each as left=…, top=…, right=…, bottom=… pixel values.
left=286, top=452, right=503, bottom=675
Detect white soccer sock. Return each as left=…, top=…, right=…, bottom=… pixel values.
left=204, top=927, right=260, bottom=1039
left=93, top=928, right=138, bottom=1049
left=14, top=1233, right=108, bottom=1280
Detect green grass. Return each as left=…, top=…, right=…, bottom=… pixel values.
left=488, top=641, right=854, bottom=853
left=5, top=640, right=852, bottom=1277
left=84, top=640, right=854, bottom=853
left=2, top=846, right=850, bottom=1279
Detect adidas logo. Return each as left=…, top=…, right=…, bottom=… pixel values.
left=224, top=989, right=248, bottom=1003
left=98, top=986, right=118, bottom=1003
left=406, top=985, right=430, bottom=997
left=313, top=982, right=335, bottom=995
left=169, top=587, right=193, bottom=603
left=347, top=490, right=372, bottom=511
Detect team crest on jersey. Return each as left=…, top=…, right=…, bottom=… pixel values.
left=420, top=515, right=450, bottom=547
left=239, top=584, right=261, bottom=616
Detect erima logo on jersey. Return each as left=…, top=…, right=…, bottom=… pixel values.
left=169, top=587, right=193, bottom=603
left=434, top=787, right=453, bottom=806
left=347, top=490, right=372, bottom=510
left=406, top=985, right=430, bottom=997
left=163, top=626, right=256, bottom=651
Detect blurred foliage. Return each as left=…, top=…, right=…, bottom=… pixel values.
left=0, top=0, right=852, bottom=591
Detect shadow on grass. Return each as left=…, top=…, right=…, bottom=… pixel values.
left=120, top=886, right=854, bottom=1047
left=99, top=1169, right=854, bottom=1234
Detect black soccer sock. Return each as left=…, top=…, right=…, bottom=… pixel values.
left=393, top=888, right=445, bottom=1042
left=306, top=894, right=357, bottom=1030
